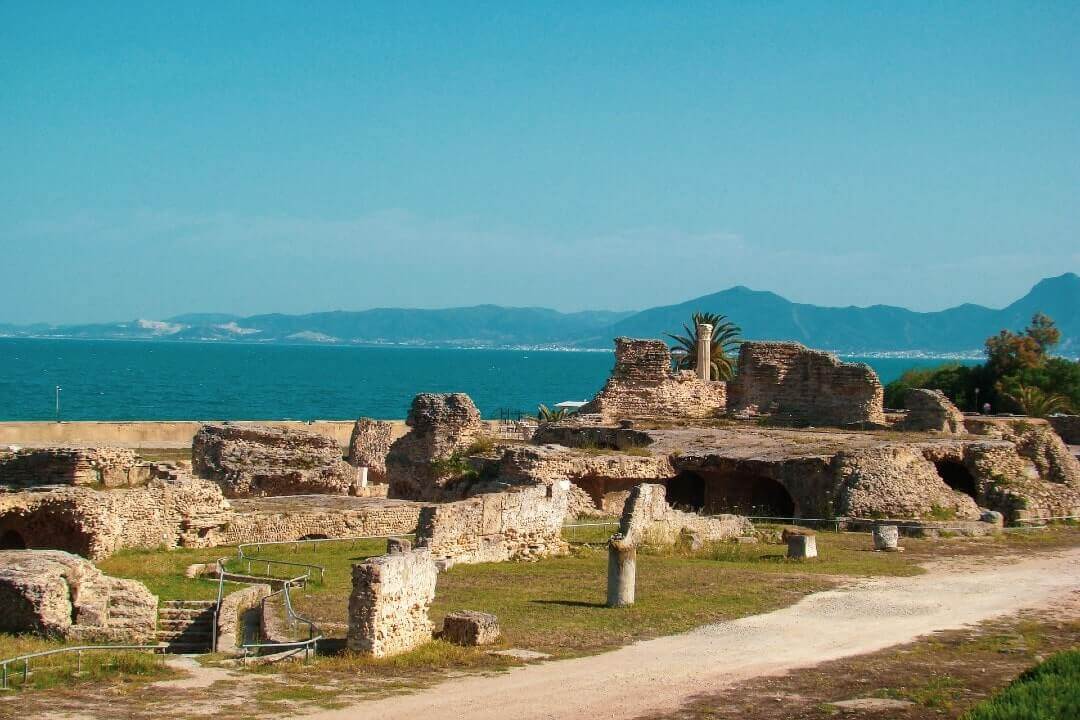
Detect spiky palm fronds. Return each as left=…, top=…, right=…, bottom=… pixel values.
left=665, top=312, right=742, bottom=380
left=1003, top=385, right=1073, bottom=418
left=536, top=404, right=569, bottom=422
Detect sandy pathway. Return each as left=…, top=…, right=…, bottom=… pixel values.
left=312, top=548, right=1080, bottom=720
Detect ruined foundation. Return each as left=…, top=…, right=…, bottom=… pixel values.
left=347, top=548, right=438, bottom=657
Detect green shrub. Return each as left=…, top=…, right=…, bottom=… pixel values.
left=963, top=649, right=1080, bottom=720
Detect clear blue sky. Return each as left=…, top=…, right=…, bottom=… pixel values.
left=2, top=2, right=1077, bottom=324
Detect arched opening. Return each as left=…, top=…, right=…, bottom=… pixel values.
left=0, top=529, right=26, bottom=549
left=934, top=461, right=977, bottom=498
left=665, top=472, right=706, bottom=511
left=701, top=471, right=796, bottom=517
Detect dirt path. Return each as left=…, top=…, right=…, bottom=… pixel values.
left=311, top=547, right=1080, bottom=720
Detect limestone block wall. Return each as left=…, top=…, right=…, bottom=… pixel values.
left=901, top=389, right=965, bottom=433
left=386, top=393, right=487, bottom=501
left=580, top=338, right=726, bottom=422
left=0, top=549, right=157, bottom=641
left=192, top=423, right=359, bottom=498
left=348, top=418, right=394, bottom=484
left=618, top=483, right=753, bottom=545
left=220, top=502, right=421, bottom=545
left=0, top=447, right=142, bottom=488
left=0, top=474, right=232, bottom=560
left=347, top=549, right=438, bottom=657
left=727, top=342, right=886, bottom=427
left=215, top=583, right=271, bottom=653
left=416, top=482, right=570, bottom=564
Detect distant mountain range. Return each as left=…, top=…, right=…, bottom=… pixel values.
left=2, top=273, right=1078, bottom=357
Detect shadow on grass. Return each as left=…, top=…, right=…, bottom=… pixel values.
left=530, top=599, right=608, bottom=608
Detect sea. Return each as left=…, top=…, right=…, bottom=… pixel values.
left=0, top=338, right=979, bottom=422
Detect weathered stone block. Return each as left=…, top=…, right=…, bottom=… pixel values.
left=387, top=536, right=412, bottom=554
left=901, top=389, right=965, bottom=433
left=0, top=550, right=157, bottom=641
left=872, top=524, right=900, bottom=551
left=347, top=549, right=438, bottom=658
left=348, top=418, right=394, bottom=484
left=442, top=611, right=500, bottom=646
left=786, top=534, right=817, bottom=559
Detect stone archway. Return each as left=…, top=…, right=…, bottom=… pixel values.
left=0, top=529, right=26, bottom=549
left=667, top=469, right=797, bottom=517
left=934, top=460, right=978, bottom=498
left=665, top=472, right=706, bottom=511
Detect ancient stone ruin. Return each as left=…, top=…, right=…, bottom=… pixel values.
left=0, top=473, right=232, bottom=560
left=192, top=423, right=359, bottom=497
left=900, top=389, right=965, bottom=433
left=441, top=611, right=500, bottom=646
left=727, top=341, right=886, bottom=427
left=0, top=447, right=144, bottom=487
left=416, top=482, right=571, bottom=565
left=580, top=338, right=725, bottom=422
left=385, top=393, right=487, bottom=501
left=347, top=418, right=395, bottom=487
left=617, top=483, right=753, bottom=546
left=347, top=547, right=439, bottom=657
left=0, top=549, right=157, bottom=641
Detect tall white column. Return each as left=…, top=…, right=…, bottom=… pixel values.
left=696, top=323, right=713, bottom=381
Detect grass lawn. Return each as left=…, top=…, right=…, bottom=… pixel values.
left=963, top=649, right=1080, bottom=720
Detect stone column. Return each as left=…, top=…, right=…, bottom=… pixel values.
left=696, top=323, right=713, bottom=381
left=606, top=533, right=637, bottom=607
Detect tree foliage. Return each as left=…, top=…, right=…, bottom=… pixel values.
left=665, top=312, right=742, bottom=381
left=885, top=313, right=1079, bottom=415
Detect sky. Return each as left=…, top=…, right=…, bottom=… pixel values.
left=1, top=2, right=1078, bottom=324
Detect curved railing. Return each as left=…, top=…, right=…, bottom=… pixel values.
left=233, top=533, right=417, bottom=586
left=243, top=579, right=320, bottom=660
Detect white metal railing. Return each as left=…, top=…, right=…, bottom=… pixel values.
left=0, top=644, right=166, bottom=690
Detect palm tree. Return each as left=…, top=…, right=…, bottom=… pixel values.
left=665, top=312, right=742, bottom=380
left=536, top=404, right=569, bottom=422
left=1003, top=385, right=1073, bottom=418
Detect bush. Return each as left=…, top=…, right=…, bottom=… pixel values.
left=963, top=649, right=1080, bottom=720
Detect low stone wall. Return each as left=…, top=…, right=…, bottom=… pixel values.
left=580, top=338, right=726, bottom=422
left=727, top=342, right=885, bottom=427
left=0, top=549, right=157, bottom=641
left=0, top=447, right=142, bottom=487
left=416, top=482, right=570, bottom=564
left=347, top=549, right=438, bottom=657
left=619, top=483, right=753, bottom=545
left=0, top=474, right=232, bottom=560
left=221, top=497, right=422, bottom=545
left=216, top=583, right=271, bottom=654
left=192, top=423, right=360, bottom=497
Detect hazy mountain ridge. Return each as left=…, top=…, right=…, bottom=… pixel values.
left=2, top=273, right=1077, bottom=356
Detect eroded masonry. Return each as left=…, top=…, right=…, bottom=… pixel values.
left=2, top=329, right=1078, bottom=645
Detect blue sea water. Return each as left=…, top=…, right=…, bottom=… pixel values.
left=0, top=338, right=977, bottom=421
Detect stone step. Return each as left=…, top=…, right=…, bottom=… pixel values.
left=157, top=618, right=214, bottom=632
left=158, top=641, right=212, bottom=654
left=158, top=607, right=215, bottom=619
left=156, top=629, right=213, bottom=642
left=161, top=600, right=216, bottom=609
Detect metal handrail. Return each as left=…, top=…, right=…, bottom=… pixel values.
left=1, top=644, right=165, bottom=690
left=234, top=532, right=417, bottom=585
left=245, top=579, right=319, bottom=660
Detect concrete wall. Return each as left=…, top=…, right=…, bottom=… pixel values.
left=0, top=420, right=405, bottom=449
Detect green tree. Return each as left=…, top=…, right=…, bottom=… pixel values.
left=665, top=312, right=742, bottom=380
left=1002, top=385, right=1073, bottom=418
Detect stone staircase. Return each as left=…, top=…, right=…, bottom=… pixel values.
left=156, top=600, right=216, bottom=653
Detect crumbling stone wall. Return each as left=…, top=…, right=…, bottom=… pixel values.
left=220, top=497, right=421, bottom=545
left=347, top=548, right=438, bottom=657
left=386, top=393, right=486, bottom=501
left=965, top=417, right=1080, bottom=487
left=580, top=338, right=726, bottom=422
left=835, top=445, right=983, bottom=520
left=0, top=550, right=157, bottom=641
left=495, top=444, right=674, bottom=517
left=416, top=482, right=570, bottom=564
left=347, top=418, right=394, bottom=484
left=901, top=389, right=966, bottom=433
left=0, top=447, right=142, bottom=488
left=0, top=473, right=232, bottom=560
left=727, top=341, right=885, bottom=427
left=192, top=423, right=359, bottom=497
left=618, top=483, right=753, bottom=545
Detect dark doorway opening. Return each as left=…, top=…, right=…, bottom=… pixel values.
left=665, top=472, right=706, bottom=511
left=299, top=534, right=329, bottom=541
left=702, top=471, right=796, bottom=517
left=934, top=461, right=978, bottom=498
left=0, top=529, right=27, bottom=549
